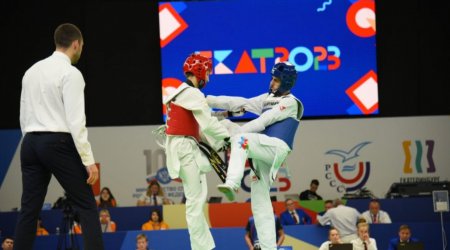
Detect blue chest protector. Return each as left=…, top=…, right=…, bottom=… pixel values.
left=261, top=96, right=303, bottom=149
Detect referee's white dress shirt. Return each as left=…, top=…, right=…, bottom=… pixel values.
left=20, top=51, right=95, bottom=166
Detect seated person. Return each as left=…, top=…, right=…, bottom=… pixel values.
left=280, top=198, right=312, bottom=225
left=388, top=224, right=420, bottom=250
left=141, top=208, right=170, bottom=230
left=351, top=222, right=378, bottom=250
left=36, top=217, right=49, bottom=236
left=74, top=210, right=117, bottom=234
left=97, top=187, right=117, bottom=208
left=245, top=214, right=284, bottom=250
left=317, top=200, right=334, bottom=226
left=136, top=233, right=149, bottom=250
left=99, top=209, right=117, bottom=233
left=1, top=236, right=14, bottom=250
left=319, top=227, right=343, bottom=250
left=318, top=199, right=334, bottom=216
left=362, top=199, right=392, bottom=224
left=137, top=180, right=173, bottom=206
left=299, top=179, right=323, bottom=200
left=72, top=221, right=82, bottom=235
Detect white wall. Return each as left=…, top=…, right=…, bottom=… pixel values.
left=1, top=116, right=449, bottom=211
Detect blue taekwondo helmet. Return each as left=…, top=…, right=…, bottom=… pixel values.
left=271, top=62, right=298, bottom=94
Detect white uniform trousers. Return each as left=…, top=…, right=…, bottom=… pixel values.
left=177, top=139, right=215, bottom=250
left=226, top=133, right=290, bottom=250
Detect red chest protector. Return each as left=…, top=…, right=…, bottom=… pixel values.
left=166, top=102, right=200, bottom=141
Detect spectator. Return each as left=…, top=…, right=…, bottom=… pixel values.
left=141, top=209, right=170, bottom=230
left=318, top=227, right=343, bottom=250
left=388, top=224, right=420, bottom=250
left=317, top=200, right=334, bottom=226
left=280, top=199, right=312, bottom=225
left=99, top=209, right=117, bottom=233
left=299, top=179, right=323, bottom=200
left=136, top=233, right=149, bottom=250
left=350, top=222, right=378, bottom=250
left=73, top=221, right=82, bottom=235
left=318, top=199, right=334, bottom=216
left=317, top=199, right=362, bottom=243
left=36, top=217, right=49, bottom=236
left=137, top=180, right=173, bottom=206
left=362, top=199, right=392, bottom=224
left=357, top=217, right=367, bottom=227
left=1, top=236, right=14, bottom=250
left=97, top=187, right=117, bottom=208
left=245, top=214, right=285, bottom=250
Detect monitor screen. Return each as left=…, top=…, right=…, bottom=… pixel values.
left=398, top=242, right=424, bottom=250
left=158, top=0, right=377, bottom=120
left=329, top=243, right=353, bottom=250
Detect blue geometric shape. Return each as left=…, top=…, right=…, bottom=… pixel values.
left=346, top=104, right=363, bottom=115
left=214, top=50, right=233, bottom=64
left=0, top=129, right=22, bottom=187
left=169, top=2, right=187, bottom=13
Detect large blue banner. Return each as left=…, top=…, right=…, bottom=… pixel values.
left=159, top=0, right=377, bottom=119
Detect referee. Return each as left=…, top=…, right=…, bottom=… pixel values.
left=15, top=23, right=104, bottom=250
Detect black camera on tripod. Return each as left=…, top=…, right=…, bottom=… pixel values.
left=55, top=193, right=80, bottom=250
left=62, top=199, right=78, bottom=221
left=54, top=194, right=79, bottom=222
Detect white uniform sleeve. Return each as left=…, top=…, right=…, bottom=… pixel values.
left=174, top=88, right=230, bottom=150
left=317, top=211, right=331, bottom=226
left=241, top=96, right=298, bottom=133
left=62, top=68, right=95, bottom=166
left=206, top=93, right=267, bottom=115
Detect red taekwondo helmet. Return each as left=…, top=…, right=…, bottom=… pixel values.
left=183, top=53, right=212, bottom=89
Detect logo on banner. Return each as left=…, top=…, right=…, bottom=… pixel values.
left=324, top=142, right=372, bottom=193
left=195, top=45, right=341, bottom=74
left=400, top=139, right=439, bottom=183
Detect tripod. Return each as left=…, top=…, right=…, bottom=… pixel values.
left=57, top=203, right=80, bottom=250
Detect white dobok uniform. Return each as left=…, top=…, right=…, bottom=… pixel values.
left=164, top=83, right=229, bottom=250
left=207, top=92, right=303, bottom=250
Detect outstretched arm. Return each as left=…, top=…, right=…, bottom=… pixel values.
left=207, top=93, right=267, bottom=115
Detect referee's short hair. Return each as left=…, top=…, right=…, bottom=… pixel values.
left=54, top=23, right=83, bottom=49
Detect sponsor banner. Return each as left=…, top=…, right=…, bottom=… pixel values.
left=0, top=116, right=449, bottom=210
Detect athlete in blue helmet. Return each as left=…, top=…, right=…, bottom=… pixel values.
left=207, top=61, right=304, bottom=250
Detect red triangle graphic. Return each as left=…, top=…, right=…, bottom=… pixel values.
left=235, top=51, right=258, bottom=74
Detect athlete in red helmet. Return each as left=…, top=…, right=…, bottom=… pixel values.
left=163, top=53, right=230, bottom=250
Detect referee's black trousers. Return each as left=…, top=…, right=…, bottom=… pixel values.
left=14, top=132, right=104, bottom=250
